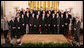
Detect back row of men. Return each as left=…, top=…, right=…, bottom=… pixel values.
left=8, top=7, right=80, bottom=39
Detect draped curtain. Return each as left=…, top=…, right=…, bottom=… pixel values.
left=28, top=1, right=59, bottom=11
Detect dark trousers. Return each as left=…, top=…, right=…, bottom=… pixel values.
left=41, top=26, right=45, bottom=34
left=16, top=29, right=21, bottom=38
left=64, top=25, right=69, bottom=36
left=60, top=26, right=64, bottom=34
left=21, top=26, right=26, bottom=35
left=52, top=26, right=56, bottom=34
left=29, top=26, right=32, bottom=33
left=34, top=26, right=39, bottom=34
left=11, top=29, right=16, bottom=39
left=4, top=30, right=8, bottom=39
left=47, top=26, right=51, bottom=34
left=74, top=30, right=80, bottom=42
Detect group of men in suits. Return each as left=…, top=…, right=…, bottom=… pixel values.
left=8, top=7, right=81, bottom=43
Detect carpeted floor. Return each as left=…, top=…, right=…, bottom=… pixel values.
left=1, top=31, right=83, bottom=45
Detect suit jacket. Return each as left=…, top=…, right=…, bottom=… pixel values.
left=16, top=20, right=22, bottom=29
left=34, top=18, right=40, bottom=27
left=9, top=20, right=16, bottom=30
left=25, top=11, right=30, bottom=15
left=56, top=16, right=60, bottom=26
left=51, top=17, right=56, bottom=26
left=33, top=10, right=37, bottom=15
left=60, top=17, right=65, bottom=26
left=20, top=17, right=26, bottom=27
left=64, top=17, right=70, bottom=26
left=51, top=10, right=54, bottom=15
left=40, top=10, right=43, bottom=15
left=29, top=17, right=35, bottom=26
left=25, top=15, right=30, bottom=24
left=46, top=16, right=51, bottom=25
left=41, top=16, right=46, bottom=26
left=74, top=21, right=81, bottom=34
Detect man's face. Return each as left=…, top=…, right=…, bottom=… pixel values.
left=27, top=9, right=29, bottom=11
left=47, top=14, right=49, bottom=16
left=65, top=9, right=67, bottom=11
left=27, top=13, right=29, bottom=16
left=61, top=15, right=63, bottom=17
left=22, top=15, right=24, bottom=17
left=76, top=18, right=78, bottom=21
left=51, top=8, right=53, bottom=10
left=41, top=8, right=42, bottom=10
left=57, top=13, right=59, bottom=16
left=53, top=14, right=55, bottom=16
left=12, top=17, right=14, bottom=20
left=37, top=15, right=39, bottom=18
left=34, top=8, right=36, bottom=10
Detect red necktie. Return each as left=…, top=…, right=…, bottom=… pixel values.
left=43, top=17, right=44, bottom=21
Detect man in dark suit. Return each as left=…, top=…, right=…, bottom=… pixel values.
left=33, top=7, right=37, bottom=18
left=74, top=17, right=81, bottom=45
left=60, top=14, right=65, bottom=34
left=63, top=9, right=68, bottom=17
left=37, top=11, right=41, bottom=19
left=25, top=8, right=30, bottom=16
left=16, top=17, right=22, bottom=38
left=40, top=7, right=43, bottom=18
left=68, top=11, right=72, bottom=19
left=41, top=14, right=46, bottom=34
left=9, top=16, right=16, bottom=39
left=71, top=14, right=76, bottom=36
left=25, top=12, right=30, bottom=34
left=29, top=13, right=35, bottom=33
left=57, top=9, right=61, bottom=17
left=46, top=14, right=51, bottom=34
left=64, top=13, right=70, bottom=36
left=30, top=9, right=33, bottom=17
left=20, top=8, right=23, bottom=16
left=45, top=8, right=49, bottom=17
left=20, top=14, right=26, bottom=35
left=45, top=8, right=49, bottom=14
left=34, top=15, right=40, bottom=34
left=51, top=7, right=54, bottom=15
left=56, top=13, right=60, bottom=34
left=51, top=14, right=56, bottom=34
left=48, top=10, right=52, bottom=18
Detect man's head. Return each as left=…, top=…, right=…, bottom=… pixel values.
left=32, top=13, right=35, bottom=17
left=11, top=16, right=15, bottom=20
left=22, top=14, right=24, bottom=18
left=36, top=15, right=39, bottom=18
left=40, top=7, right=43, bottom=10
left=76, top=17, right=79, bottom=21
left=34, top=7, right=36, bottom=10
left=27, top=13, right=29, bottom=16
left=61, top=13, right=63, bottom=17
left=57, top=13, right=59, bottom=16
left=26, top=8, right=29, bottom=11
left=51, top=7, right=53, bottom=10
left=47, top=14, right=49, bottom=17
left=52, top=14, right=55, bottom=16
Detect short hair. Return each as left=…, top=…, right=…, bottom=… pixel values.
left=76, top=17, right=79, bottom=19
left=26, top=8, right=29, bottom=9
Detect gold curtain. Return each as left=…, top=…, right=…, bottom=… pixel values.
left=28, top=1, right=59, bottom=11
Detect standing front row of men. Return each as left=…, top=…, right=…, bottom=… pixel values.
left=2, top=7, right=81, bottom=44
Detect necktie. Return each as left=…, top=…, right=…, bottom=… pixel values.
left=43, top=17, right=44, bottom=21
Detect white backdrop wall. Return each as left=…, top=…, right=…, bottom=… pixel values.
left=59, top=1, right=83, bottom=21
left=5, top=1, right=28, bottom=21
left=4, top=1, right=83, bottom=21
